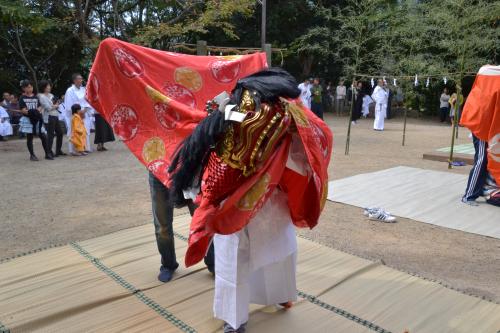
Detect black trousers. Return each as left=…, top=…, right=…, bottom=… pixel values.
left=439, top=107, right=449, bottom=122
left=27, top=121, right=48, bottom=156
left=148, top=172, right=215, bottom=271
left=311, top=101, right=323, bottom=119
left=463, top=135, right=488, bottom=201
left=46, top=115, right=63, bottom=154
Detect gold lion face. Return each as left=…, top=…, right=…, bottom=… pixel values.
left=239, top=90, right=256, bottom=113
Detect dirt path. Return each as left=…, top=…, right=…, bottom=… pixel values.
left=1, top=114, right=499, bottom=302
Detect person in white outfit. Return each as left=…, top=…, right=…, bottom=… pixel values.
left=371, top=79, right=389, bottom=131
left=297, top=78, right=311, bottom=109
left=64, top=73, right=94, bottom=153
left=0, top=105, right=13, bottom=141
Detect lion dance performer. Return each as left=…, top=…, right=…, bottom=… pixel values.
left=87, top=38, right=332, bottom=332
left=168, top=68, right=332, bottom=331
left=460, top=65, right=500, bottom=207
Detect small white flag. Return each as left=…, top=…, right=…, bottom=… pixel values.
left=426, top=77, right=430, bottom=87
left=371, top=78, right=375, bottom=88
left=414, top=74, right=418, bottom=87
left=393, top=78, right=397, bottom=86
left=443, top=77, right=447, bottom=84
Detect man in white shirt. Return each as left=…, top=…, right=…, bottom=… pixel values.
left=371, top=79, right=389, bottom=131
left=335, top=79, right=347, bottom=115
left=64, top=73, right=94, bottom=153
left=297, top=78, right=311, bottom=109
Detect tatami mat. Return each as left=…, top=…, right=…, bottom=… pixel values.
left=328, top=166, right=500, bottom=239
left=1, top=214, right=499, bottom=332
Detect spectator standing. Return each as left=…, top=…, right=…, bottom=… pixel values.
left=38, top=80, right=65, bottom=157
left=335, top=79, right=347, bottom=115
left=439, top=88, right=450, bottom=123
left=70, top=104, right=88, bottom=156
left=5, top=95, right=21, bottom=124
left=297, top=78, right=311, bottom=109
left=371, top=79, right=389, bottom=131
left=64, top=73, right=94, bottom=153
left=325, top=82, right=334, bottom=112
left=352, top=81, right=364, bottom=124
left=310, top=78, right=323, bottom=119
left=58, top=94, right=68, bottom=134
left=1, top=92, right=10, bottom=107
left=449, top=92, right=463, bottom=126
left=0, top=105, right=13, bottom=141
left=94, top=111, right=115, bottom=151
left=18, top=80, right=50, bottom=161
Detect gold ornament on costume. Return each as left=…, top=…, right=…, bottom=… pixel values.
left=145, top=85, right=170, bottom=103
left=218, top=90, right=291, bottom=177
left=237, top=173, right=271, bottom=210
left=240, top=90, right=256, bottom=113
left=174, top=67, right=203, bottom=92
left=142, top=137, right=166, bottom=164
left=281, top=98, right=309, bottom=128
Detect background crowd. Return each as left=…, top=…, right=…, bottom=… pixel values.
left=0, top=74, right=115, bottom=161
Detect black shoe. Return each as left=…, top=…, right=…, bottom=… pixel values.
left=30, top=155, right=39, bottom=161
left=45, top=154, right=54, bottom=160
left=56, top=151, right=67, bottom=156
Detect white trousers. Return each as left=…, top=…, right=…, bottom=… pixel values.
left=373, top=103, right=387, bottom=130
left=213, top=190, right=298, bottom=329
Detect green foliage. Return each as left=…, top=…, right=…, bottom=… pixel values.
left=0, top=0, right=498, bottom=100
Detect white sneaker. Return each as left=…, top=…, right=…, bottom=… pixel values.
left=363, top=207, right=391, bottom=217
left=369, top=210, right=397, bottom=223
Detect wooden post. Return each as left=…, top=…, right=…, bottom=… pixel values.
left=345, top=81, right=355, bottom=155
left=263, top=43, right=272, bottom=66
left=261, top=0, right=267, bottom=48
left=402, top=107, right=408, bottom=146
left=196, top=40, right=207, bottom=56
left=448, top=84, right=462, bottom=169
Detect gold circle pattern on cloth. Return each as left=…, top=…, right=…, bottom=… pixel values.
left=236, top=173, right=271, bottom=211
left=174, top=67, right=203, bottom=92
left=142, top=137, right=166, bottom=164
left=219, top=55, right=243, bottom=61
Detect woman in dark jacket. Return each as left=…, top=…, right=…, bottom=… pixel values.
left=352, top=81, right=364, bottom=124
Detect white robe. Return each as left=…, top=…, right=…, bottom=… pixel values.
left=64, top=85, right=94, bottom=152
left=371, top=86, right=388, bottom=130
left=362, top=95, right=373, bottom=117
left=298, top=83, right=311, bottom=109
left=213, top=136, right=308, bottom=329
left=0, top=106, right=13, bottom=137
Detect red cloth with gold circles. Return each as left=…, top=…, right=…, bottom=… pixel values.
left=87, top=38, right=268, bottom=186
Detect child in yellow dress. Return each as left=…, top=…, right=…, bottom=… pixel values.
left=70, top=104, right=87, bottom=156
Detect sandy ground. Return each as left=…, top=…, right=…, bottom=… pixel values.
left=1, top=113, right=499, bottom=303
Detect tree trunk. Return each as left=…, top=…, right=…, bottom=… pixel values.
left=302, top=54, right=314, bottom=77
